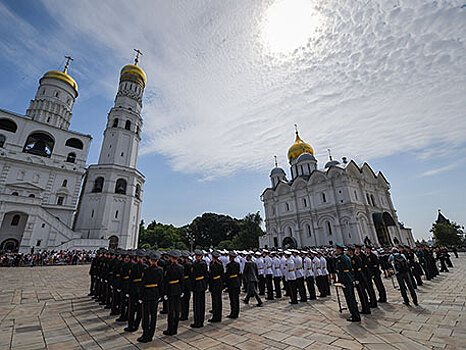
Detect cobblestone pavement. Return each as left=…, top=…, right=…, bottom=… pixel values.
left=1, top=255, right=465, bottom=350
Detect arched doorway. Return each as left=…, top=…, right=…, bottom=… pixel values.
left=282, top=236, right=297, bottom=249
left=372, top=212, right=395, bottom=247
left=108, top=235, right=119, bottom=249
left=1, top=238, right=19, bottom=252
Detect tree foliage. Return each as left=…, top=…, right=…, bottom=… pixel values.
left=430, top=221, right=463, bottom=247
left=138, top=212, right=264, bottom=250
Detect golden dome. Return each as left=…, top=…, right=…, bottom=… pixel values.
left=288, top=131, right=314, bottom=162
left=120, top=64, right=146, bottom=88
left=41, top=70, right=78, bottom=95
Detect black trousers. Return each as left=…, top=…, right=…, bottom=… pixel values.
left=111, top=287, right=121, bottom=314
left=228, top=288, right=240, bottom=317
left=287, top=279, right=298, bottom=304
left=297, top=277, right=307, bottom=301
left=355, top=280, right=370, bottom=313
left=372, top=273, right=387, bottom=302
left=258, top=275, right=266, bottom=295
left=119, top=288, right=129, bottom=321
left=193, top=291, right=206, bottom=326
left=316, top=276, right=325, bottom=297
left=180, top=290, right=190, bottom=320
left=342, top=282, right=360, bottom=320
left=322, top=274, right=331, bottom=296
left=396, top=272, right=417, bottom=304
left=362, top=276, right=377, bottom=307
left=245, top=281, right=262, bottom=304
left=142, top=299, right=158, bottom=340
left=210, top=290, right=222, bottom=321
left=305, top=276, right=316, bottom=300
left=273, top=277, right=282, bottom=298
left=421, top=261, right=432, bottom=280
left=167, top=295, right=180, bottom=334
left=265, top=275, right=274, bottom=299
left=90, top=275, right=96, bottom=294
left=439, top=259, right=449, bottom=272
left=283, top=278, right=289, bottom=296
left=128, top=292, right=142, bottom=330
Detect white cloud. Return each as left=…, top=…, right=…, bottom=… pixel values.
left=420, top=162, right=461, bottom=177
left=37, top=0, right=466, bottom=178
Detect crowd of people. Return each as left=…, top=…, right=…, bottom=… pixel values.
left=88, top=243, right=458, bottom=344
left=0, top=249, right=93, bottom=267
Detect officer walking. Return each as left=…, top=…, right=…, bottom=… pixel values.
left=243, top=253, right=263, bottom=306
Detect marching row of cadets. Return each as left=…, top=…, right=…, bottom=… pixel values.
left=88, top=244, right=455, bottom=343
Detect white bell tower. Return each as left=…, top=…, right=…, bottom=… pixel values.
left=73, top=50, right=146, bottom=249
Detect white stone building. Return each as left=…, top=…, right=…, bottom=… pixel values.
left=260, top=131, right=415, bottom=249
left=0, top=56, right=146, bottom=253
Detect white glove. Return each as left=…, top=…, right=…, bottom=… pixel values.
left=138, top=300, right=143, bottom=304
left=117, top=289, right=121, bottom=292
left=180, top=293, right=184, bottom=298
left=126, top=294, right=130, bottom=298
left=163, top=295, right=168, bottom=301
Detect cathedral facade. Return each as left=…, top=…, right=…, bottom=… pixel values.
left=0, top=56, right=146, bottom=253
left=260, top=131, right=415, bottom=249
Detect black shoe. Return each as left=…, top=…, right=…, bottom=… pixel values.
left=110, top=311, right=119, bottom=316
left=299, top=299, right=307, bottom=303
left=137, top=336, right=146, bottom=342
left=104, top=305, right=111, bottom=309
left=226, top=315, right=237, bottom=319
left=378, top=299, right=387, bottom=303
left=139, top=337, right=151, bottom=343
left=265, top=297, right=274, bottom=300
left=208, top=319, right=221, bottom=323
left=347, top=317, right=361, bottom=322
left=243, top=300, right=249, bottom=304
left=160, top=310, right=168, bottom=315
left=413, top=300, right=419, bottom=306
left=124, top=327, right=137, bottom=332
left=163, top=330, right=173, bottom=336
left=256, top=302, right=263, bottom=307
left=289, top=301, right=298, bottom=305
left=361, top=310, right=371, bottom=315
left=88, top=293, right=94, bottom=296
left=115, top=318, right=127, bottom=322
left=179, top=317, right=188, bottom=321
left=403, top=301, right=411, bottom=307
left=190, top=323, right=203, bottom=328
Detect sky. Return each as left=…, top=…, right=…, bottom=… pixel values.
left=0, top=0, right=465, bottom=240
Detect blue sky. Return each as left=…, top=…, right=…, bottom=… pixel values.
left=1, top=0, right=465, bottom=240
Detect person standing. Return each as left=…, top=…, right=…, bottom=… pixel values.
left=389, top=248, right=418, bottom=306
left=365, top=246, right=386, bottom=303
left=263, top=251, right=274, bottom=300
left=319, top=251, right=330, bottom=297
left=347, top=245, right=371, bottom=315
left=335, top=243, right=360, bottom=322
left=271, top=252, right=282, bottom=298
left=284, top=251, right=298, bottom=304
left=243, top=253, right=263, bottom=306
left=138, top=251, right=163, bottom=343
left=116, top=252, right=131, bottom=323
left=255, top=252, right=266, bottom=296
left=293, top=250, right=307, bottom=302
left=191, top=250, right=209, bottom=328
left=355, top=244, right=377, bottom=307
left=163, top=250, right=184, bottom=336
left=125, top=250, right=146, bottom=332
left=179, top=251, right=193, bottom=321
left=225, top=252, right=241, bottom=318
left=304, top=251, right=316, bottom=300
left=208, top=251, right=223, bottom=323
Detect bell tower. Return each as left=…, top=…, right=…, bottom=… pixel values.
left=73, top=50, right=146, bottom=249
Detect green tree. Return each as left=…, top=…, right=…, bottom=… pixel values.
left=190, top=213, right=240, bottom=248
left=232, top=212, right=264, bottom=249
left=431, top=222, right=463, bottom=247
left=217, top=240, right=233, bottom=250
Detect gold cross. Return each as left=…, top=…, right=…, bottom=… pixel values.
left=63, top=56, right=73, bottom=73
left=134, top=49, right=143, bottom=65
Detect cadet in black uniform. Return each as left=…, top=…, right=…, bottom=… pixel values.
left=138, top=251, right=163, bottom=343
left=208, top=251, right=224, bottom=323
left=116, top=252, right=131, bottom=322
left=355, top=244, right=377, bottom=308
left=335, top=243, right=360, bottom=322
left=191, top=250, right=209, bottom=328
left=125, top=250, right=146, bottom=332
left=89, top=251, right=98, bottom=296
left=110, top=250, right=123, bottom=316
left=347, top=245, right=371, bottom=314
left=225, top=251, right=241, bottom=318
left=163, top=250, right=184, bottom=336
left=365, top=246, right=386, bottom=303
left=180, top=251, right=192, bottom=321
left=159, top=252, right=169, bottom=315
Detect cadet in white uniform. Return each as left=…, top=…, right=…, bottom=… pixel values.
left=271, top=252, right=282, bottom=298
left=293, top=250, right=307, bottom=302
left=304, top=251, right=316, bottom=300
left=284, top=251, right=298, bottom=304
left=255, top=252, right=266, bottom=296
left=319, top=252, right=330, bottom=296
left=263, top=251, right=274, bottom=300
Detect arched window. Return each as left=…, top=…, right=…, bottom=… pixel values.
left=113, top=118, right=119, bottom=127
left=115, top=178, right=127, bottom=194
left=135, top=184, right=141, bottom=199
left=28, top=194, right=35, bottom=198
left=11, top=192, right=19, bottom=196
left=23, top=132, right=55, bottom=157
left=55, top=91, right=59, bottom=98
left=306, top=224, right=311, bottom=237
left=11, top=215, right=20, bottom=226
left=92, top=177, right=104, bottom=193
left=125, top=120, right=131, bottom=131
left=0, top=118, right=18, bottom=133
left=66, top=152, right=76, bottom=163
left=322, top=193, right=327, bottom=203
left=326, top=221, right=333, bottom=235
left=0, top=135, right=5, bottom=148
left=65, top=138, right=83, bottom=150
left=62, top=179, right=67, bottom=187
left=371, top=194, right=376, bottom=207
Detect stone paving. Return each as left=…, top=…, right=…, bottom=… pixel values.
left=1, top=255, right=465, bottom=350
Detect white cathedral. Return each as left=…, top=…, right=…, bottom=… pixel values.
left=260, top=130, right=415, bottom=249
left=0, top=55, right=146, bottom=253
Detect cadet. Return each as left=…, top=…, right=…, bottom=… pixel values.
left=284, top=250, right=298, bottom=304
left=364, top=246, right=386, bottom=303
left=355, top=244, right=377, bottom=308
left=225, top=251, right=241, bottom=318
left=304, top=251, right=316, bottom=300
left=347, top=245, right=371, bottom=314
left=116, top=251, right=131, bottom=323
left=191, top=250, right=209, bottom=328
left=125, top=250, right=146, bottom=332
left=179, top=251, right=192, bottom=321
left=335, top=243, right=360, bottom=322
left=263, top=251, right=274, bottom=300
left=163, top=250, right=185, bottom=336
left=243, top=253, right=263, bottom=306
left=208, top=251, right=224, bottom=322
left=110, top=250, right=123, bottom=315
left=271, top=251, right=282, bottom=298
left=293, top=250, right=307, bottom=302
left=138, top=251, right=163, bottom=343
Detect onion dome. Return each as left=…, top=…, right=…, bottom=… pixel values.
left=288, top=130, right=314, bottom=162
left=40, top=70, right=78, bottom=95
left=120, top=64, right=146, bottom=88
left=296, top=152, right=316, bottom=163
left=270, top=167, right=286, bottom=176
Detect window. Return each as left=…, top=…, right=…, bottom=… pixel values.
left=326, top=222, right=332, bottom=235
left=135, top=184, right=141, bottom=199
left=322, top=193, right=327, bottom=203
left=285, top=202, right=290, bottom=211
left=36, top=240, right=42, bottom=247
left=371, top=194, right=376, bottom=207
left=273, top=237, right=278, bottom=248
left=0, top=118, right=18, bottom=133
left=115, top=210, right=119, bottom=219
left=0, top=135, right=5, bottom=147
left=28, top=194, right=35, bottom=198
left=11, top=192, right=19, bottom=196
left=11, top=215, right=20, bottom=226
left=42, top=223, right=45, bottom=228
left=57, top=196, right=65, bottom=205
left=55, top=91, right=59, bottom=97
left=62, top=179, right=67, bottom=187
left=65, top=138, right=83, bottom=150
left=329, top=240, right=333, bottom=245
left=115, top=178, right=127, bottom=194
left=91, top=209, right=94, bottom=218
left=66, top=152, right=76, bottom=163
left=113, top=118, right=119, bottom=127
left=125, top=120, right=131, bottom=131
left=306, top=224, right=311, bottom=237
left=303, top=198, right=308, bottom=207
left=23, top=132, right=55, bottom=157
left=366, top=193, right=371, bottom=205
left=92, top=177, right=104, bottom=193
left=354, top=190, right=358, bottom=201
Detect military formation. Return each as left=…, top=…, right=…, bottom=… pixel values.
left=88, top=244, right=456, bottom=343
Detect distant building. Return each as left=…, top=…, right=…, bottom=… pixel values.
left=260, top=130, right=415, bottom=248
left=0, top=54, right=146, bottom=252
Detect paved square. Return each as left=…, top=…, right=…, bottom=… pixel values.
left=1, top=256, right=465, bottom=350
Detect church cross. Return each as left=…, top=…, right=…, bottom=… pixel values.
left=63, top=56, right=73, bottom=73
left=134, top=49, right=143, bottom=65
